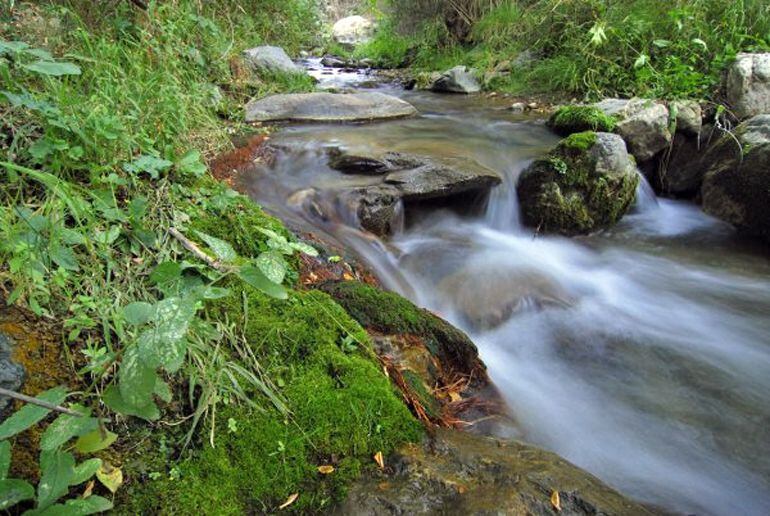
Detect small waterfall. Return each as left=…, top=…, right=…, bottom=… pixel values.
left=633, top=171, right=660, bottom=213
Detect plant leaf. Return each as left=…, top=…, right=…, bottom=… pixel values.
left=37, top=450, right=76, bottom=509
left=149, top=261, right=182, bottom=285
left=0, top=479, right=35, bottom=510
left=288, top=241, right=318, bottom=257
left=137, top=296, right=195, bottom=372
left=32, top=495, right=113, bottom=515
left=74, top=430, right=117, bottom=454
left=71, top=458, right=102, bottom=486
left=153, top=380, right=173, bottom=403
left=176, top=150, right=207, bottom=177
left=118, top=346, right=157, bottom=407
left=0, top=386, right=67, bottom=440
left=102, top=385, right=159, bottom=421
left=22, top=61, right=81, bottom=76
left=193, top=230, right=236, bottom=263
left=0, top=441, right=10, bottom=479
left=122, top=302, right=154, bottom=326
left=122, top=155, right=172, bottom=180
left=95, top=462, right=123, bottom=494
left=278, top=493, right=298, bottom=510
left=238, top=265, right=287, bottom=300
left=256, top=251, right=287, bottom=284
left=40, top=411, right=98, bottom=451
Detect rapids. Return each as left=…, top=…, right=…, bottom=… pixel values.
left=243, top=60, right=770, bottom=515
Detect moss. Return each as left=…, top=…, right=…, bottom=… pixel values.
left=547, top=106, right=616, bottom=136
left=124, top=283, right=423, bottom=514
left=561, top=131, right=597, bottom=152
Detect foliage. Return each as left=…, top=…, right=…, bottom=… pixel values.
left=547, top=106, right=617, bottom=136
left=369, top=0, right=770, bottom=99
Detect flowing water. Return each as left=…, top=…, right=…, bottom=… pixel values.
left=244, top=62, right=770, bottom=515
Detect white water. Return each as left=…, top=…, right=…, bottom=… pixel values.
left=245, top=70, right=770, bottom=514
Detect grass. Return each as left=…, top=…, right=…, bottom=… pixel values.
left=362, top=0, right=770, bottom=99
left=0, top=0, right=423, bottom=512
left=547, top=106, right=617, bottom=136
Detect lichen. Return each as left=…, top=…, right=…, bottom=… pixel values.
left=121, top=283, right=423, bottom=515
left=547, top=106, right=617, bottom=136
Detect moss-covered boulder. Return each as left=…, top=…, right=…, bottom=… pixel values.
left=517, top=132, right=639, bottom=235
left=546, top=105, right=617, bottom=136
left=319, top=281, right=505, bottom=430
left=701, top=114, right=770, bottom=243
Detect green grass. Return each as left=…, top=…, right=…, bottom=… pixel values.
left=547, top=106, right=617, bottom=136
left=366, top=0, right=770, bottom=99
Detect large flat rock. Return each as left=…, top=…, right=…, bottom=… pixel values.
left=244, top=92, right=418, bottom=122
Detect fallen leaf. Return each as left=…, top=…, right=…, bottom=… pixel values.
left=317, top=465, right=335, bottom=474
left=82, top=480, right=94, bottom=499
left=449, top=391, right=462, bottom=403
left=96, top=462, right=123, bottom=493
left=373, top=451, right=384, bottom=469
left=550, top=490, right=561, bottom=512
left=279, top=493, right=299, bottom=510
left=342, top=272, right=354, bottom=281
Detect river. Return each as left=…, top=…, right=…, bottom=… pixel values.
left=242, top=61, right=770, bottom=515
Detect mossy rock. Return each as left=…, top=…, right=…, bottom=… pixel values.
left=121, top=284, right=423, bottom=514
left=517, top=131, right=639, bottom=235
left=547, top=105, right=617, bottom=136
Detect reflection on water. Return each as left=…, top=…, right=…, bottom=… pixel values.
left=243, top=73, right=770, bottom=515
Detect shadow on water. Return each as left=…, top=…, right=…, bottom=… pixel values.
left=241, top=64, right=770, bottom=515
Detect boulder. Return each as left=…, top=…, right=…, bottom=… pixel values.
left=517, top=132, right=639, bottom=235
left=332, top=15, right=375, bottom=46
left=336, top=428, right=654, bottom=516
left=431, top=66, right=481, bottom=94
left=670, top=100, right=702, bottom=136
left=244, top=92, right=418, bottom=122
left=701, top=114, right=770, bottom=242
left=326, top=147, right=390, bottom=175
left=320, top=55, right=347, bottom=68
left=0, top=331, right=24, bottom=417
left=332, top=152, right=500, bottom=235
left=595, top=98, right=672, bottom=162
left=657, top=125, right=717, bottom=196
left=726, top=53, right=770, bottom=120
left=242, top=45, right=303, bottom=76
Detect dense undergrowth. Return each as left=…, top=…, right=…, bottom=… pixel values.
left=0, top=1, right=421, bottom=513
left=357, top=0, right=770, bottom=100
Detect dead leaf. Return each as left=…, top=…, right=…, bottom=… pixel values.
left=342, top=272, right=355, bottom=281
left=373, top=451, right=384, bottom=469
left=317, top=465, right=335, bottom=474
left=279, top=493, right=299, bottom=510
left=449, top=391, right=462, bottom=403
left=81, top=480, right=94, bottom=499
left=550, top=490, right=561, bottom=512
left=96, top=462, right=123, bottom=494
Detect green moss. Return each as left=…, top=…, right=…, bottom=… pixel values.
left=547, top=106, right=617, bottom=136
left=125, top=285, right=423, bottom=514
left=561, top=131, right=598, bottom=152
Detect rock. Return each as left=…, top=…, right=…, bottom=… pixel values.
left=431, top=66, right=481, bottom=94
left=509, top=102, right=526, bottom=113
left=701, top=114, right=770, bottom=242
left=319, top=281, right=503, bottom=428
left=726, top=53, right=770, bottom=120
left=657, top=125, right=717, bottom=196
left=244, top=92, right=418, bottom=122
left=336, top=428, right=654, bottom=516
left=438, top=264, right=573, bottom=330
left=332, top=152, right=501, bottom=235
left=517, top=132, right=639, bottom=235
left=321, top=55, right=347, bottom=68
left=326, top=147, right=390, bottom=175
left=242, top=45, right=303, bottom=76
left=0, top=331, right=24, bottom=417
left=671, top=100, right=702, bottom=136
left=332, top=15, right=375, bottom=46
left=512, top=49, right=538, bottom=68
left=595, top=98, right=672, bottom=162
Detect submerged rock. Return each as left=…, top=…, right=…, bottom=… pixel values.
left=727, top=53, right=770, bottom=120
left=242, top=45, right=303, bottom=76
left=332, top=15, right=375, bottom=46
left=701, top=114, right=770, bottom=242
left=336, top=428, right=655, bottom=515
left=595, top=98, right=672, bottom=162
left=517, top=132, right=639, bottom=235
left=326, top=147, right=390, bottom=175
left=244, top=92, right=418, bottom=122
left=431, top=66, right=481, bottom=94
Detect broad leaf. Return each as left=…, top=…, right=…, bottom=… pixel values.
left=137, top=297, right=196, bottom=372
left=102, top=386, right=159, bottom=421
left=289, top=241, right=318, bottom=257
left=176, top=150, right=207, bottom=177
left=22, top=61, right=81, bottom=76
left=153, top=380, right=173, bottom=403
left=0, top=387, right=67, bottom=440
left=194, top=230, right=236, bottom=262
left=40, top=411, right=97, bottom=451
left=122, top=155, right=172, bottom=180
left=49, top=244, right=80, bottom=271
left=30, top=495, right=113, bottom=516
left=74, top=430, right=117, bottom=454
left=256, top=251, right=287, bottom=284
left=238, top=265, right=287, bottom=300
left=149, top=261, right=182, bottom=285
left=0, top=40, right=29, bottom=55
left=118, top=346, right=157, bottom=407
left=122, top=302, right=154, bottom=326
left=37, top=450, right=75, bottom=510
left=0, top=441, right=9, bottom=479
left=0, top=479, right=34, bottom=510
left=95, top=462, right=123, bottom=493
left=70, top=458, right=102, bottom=486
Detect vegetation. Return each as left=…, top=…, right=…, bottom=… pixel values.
left=0, top=1, right=420, bottom=513
left=547, top=106, right=617, bottom=136
left=358, top=0, right=770, bottom=99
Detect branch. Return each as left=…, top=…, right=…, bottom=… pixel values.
left=168, top=227, right=228, bottom=271
left=0, top=387, right=86, bottom=417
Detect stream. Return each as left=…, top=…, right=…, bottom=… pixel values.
left=243, top=61, right=770, bottom=515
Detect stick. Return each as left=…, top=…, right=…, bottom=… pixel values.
left=168, top=227, right=225, bottom=271
left=0, top=387, right=85, bottom=417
